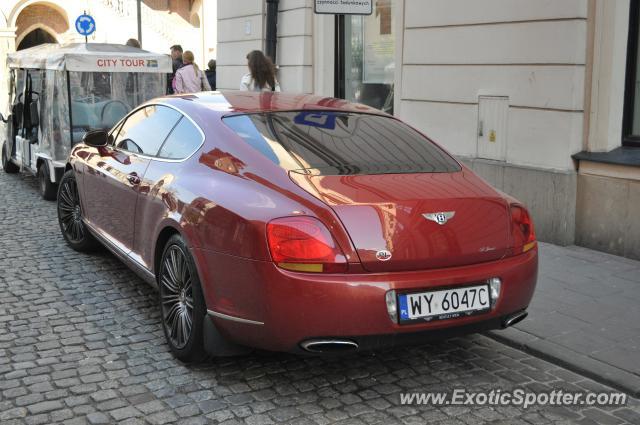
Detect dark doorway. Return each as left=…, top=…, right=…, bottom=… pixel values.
left=17, top=28, right=56, bottom=50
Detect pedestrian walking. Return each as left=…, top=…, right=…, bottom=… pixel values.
left=173, top=51, right=211, bottom=94
left=167, top=44, right=184, bottom=94
left=240, top=50, right=280, bottom=92
left=206, top=59, right=217, bottom=91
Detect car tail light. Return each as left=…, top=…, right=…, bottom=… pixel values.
left=267, top=216, right=348, bottom=273
left=510, top=205, right=536, bottom=253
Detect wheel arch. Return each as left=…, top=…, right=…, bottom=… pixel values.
left=153, top=219, right=201, bottom=276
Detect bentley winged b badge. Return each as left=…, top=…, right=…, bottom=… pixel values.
left=423, top=211, right=456, bottom=225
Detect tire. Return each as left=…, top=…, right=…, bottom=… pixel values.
left=57, top=170, right=99, bottom=252
left=38, top=162, right=57, bottom=201
left=158, top=234, right=208, bottom=363
left=2, top=143, right=19, bottom=174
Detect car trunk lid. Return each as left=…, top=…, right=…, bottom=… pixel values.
left=290, top=170, right=511, bottom=272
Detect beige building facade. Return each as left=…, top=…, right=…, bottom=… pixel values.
left=217, top=0, right=640, bottom=259
left=0, top=0, right=217, bottom=116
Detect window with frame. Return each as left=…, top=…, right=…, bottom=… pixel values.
left=112, top=105, right=181, bottom=156
left=157, top=117, right=203, bottom=160
left=623, top=0, right=640, bottom=146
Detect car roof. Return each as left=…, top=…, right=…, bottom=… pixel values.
left=156, top=91, right=389, bottom=117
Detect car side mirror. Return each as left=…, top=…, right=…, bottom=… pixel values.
left=83, top=129, right=109, bottom=147
left=29, top=100, right=39, bottom=128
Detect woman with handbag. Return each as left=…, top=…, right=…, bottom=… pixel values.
left=173, top=51, right=211, bottom=94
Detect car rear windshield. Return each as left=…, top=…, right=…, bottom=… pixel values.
left=223, top=111, right=461, bottom=175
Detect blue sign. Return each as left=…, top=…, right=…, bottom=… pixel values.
left=294, top=112, right=338, bottom=130
left=75, top=14, right=96, bottom=36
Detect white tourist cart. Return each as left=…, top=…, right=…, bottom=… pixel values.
left=1, top=43, right=171, bottom=199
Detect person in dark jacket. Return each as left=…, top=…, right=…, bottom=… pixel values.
left=167, top=44, right=184, bottom=94
left=205, top=59, right=216, bottom=91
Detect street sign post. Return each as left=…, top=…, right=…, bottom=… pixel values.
left=75, top=13, right=96, bottom=43
left=314, top=0, right=373, bottom=15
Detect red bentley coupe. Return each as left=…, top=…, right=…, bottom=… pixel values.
left=57, top=91, right=537, bottom=362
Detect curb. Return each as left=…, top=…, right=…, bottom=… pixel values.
left=487, top=328, right=640, bottom=398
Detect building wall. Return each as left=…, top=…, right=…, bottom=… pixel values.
left=217, top=0, right=263, bottom=90
left=217, top=0, right=313, bottom=91
left=399, top=0, right=588, bottom=171
left=575, top=0, right=640, bottom=260
left=276, top=0, right=313, bottom=93
left=396, top=0, right=591, bottom=245
left=576, top=168, right=640, bottom=259
left=15, top=4, right=69, bottom=44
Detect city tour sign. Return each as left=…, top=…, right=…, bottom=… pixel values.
left=314, top=0, right=373, bottom=15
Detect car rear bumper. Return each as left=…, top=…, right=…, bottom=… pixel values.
left=192, top=246, right=538, bottom=353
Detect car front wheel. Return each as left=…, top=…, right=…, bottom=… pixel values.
left=57, top=170, right=99, bottom=252
left=159, top=234, right=207, bottom=362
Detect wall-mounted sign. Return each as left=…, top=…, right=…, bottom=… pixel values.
left=75, top=14, right=96, bottom=36
left=314, top=0, right=373, bottom=15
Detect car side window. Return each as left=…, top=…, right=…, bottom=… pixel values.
left=157, top=117, right=203, bottom=160
left=114, top=105, right=181, bottom=156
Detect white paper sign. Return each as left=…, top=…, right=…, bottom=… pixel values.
left=314, top=0, right=373, bottom=15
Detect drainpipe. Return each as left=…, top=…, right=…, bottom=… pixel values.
left=265, top=0, right=279, bottom=63
left=137, top=0, right=142, bottom=45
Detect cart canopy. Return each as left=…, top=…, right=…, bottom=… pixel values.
left=7, top=43, right=171, bottom=73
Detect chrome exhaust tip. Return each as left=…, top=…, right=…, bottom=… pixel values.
left=300, top=339, right=359, bottom=353
left=503, top=310, right=528, bottom=328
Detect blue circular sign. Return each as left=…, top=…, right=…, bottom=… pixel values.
left=75, top=14, right=96, bottom=36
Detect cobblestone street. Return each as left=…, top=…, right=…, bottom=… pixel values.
left=1, top=169, right=639, bottom=425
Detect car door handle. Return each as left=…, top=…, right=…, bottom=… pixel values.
left=127, top=173, right=141, bottom=185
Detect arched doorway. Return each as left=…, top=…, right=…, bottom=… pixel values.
left=14, top=2, right=69, bottom=50
left=17, top=27, right=56, bottom=50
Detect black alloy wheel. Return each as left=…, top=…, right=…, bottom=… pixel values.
left=57, top=170, right=98, bottom=251
left=159, top=234, right=207, bottom=362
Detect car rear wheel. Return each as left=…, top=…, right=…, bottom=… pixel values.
left=38, top=162, right=57, bottom=201
left=159, top=234, right=207, bottom=362
left=2, top=143, right=19, bottom=174
left=57, top=170, right=99, bottom=252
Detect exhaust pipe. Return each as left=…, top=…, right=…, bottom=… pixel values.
left=503, top=310, right=528, bottom=328
left=301, top=339, right=359, bottom=353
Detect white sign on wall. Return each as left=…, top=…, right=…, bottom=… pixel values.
left=314, top=0, right=373, bottom=15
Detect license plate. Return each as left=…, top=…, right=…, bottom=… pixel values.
left=398, top=284, right=490, bottom=323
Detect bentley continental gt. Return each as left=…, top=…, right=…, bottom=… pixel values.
left=57, top=91, right=538, bottom=362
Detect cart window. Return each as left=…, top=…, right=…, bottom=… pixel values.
left=68, top=71, right=167, bottom=137
left=157, top=117, right=203, bottom=160
left=114, top=105, right=181, bottom=156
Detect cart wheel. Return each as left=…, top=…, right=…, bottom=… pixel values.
left=38, top=162, right=57, bottom=201
left=2, top=143, right=19, bottom=174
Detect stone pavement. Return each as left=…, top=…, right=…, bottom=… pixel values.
left=489, top=243, right=640, bottom=397
left=1, top=168, right=640, bottom=424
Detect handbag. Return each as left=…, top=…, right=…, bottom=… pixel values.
left=200, top=71, right=206, bottom=91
